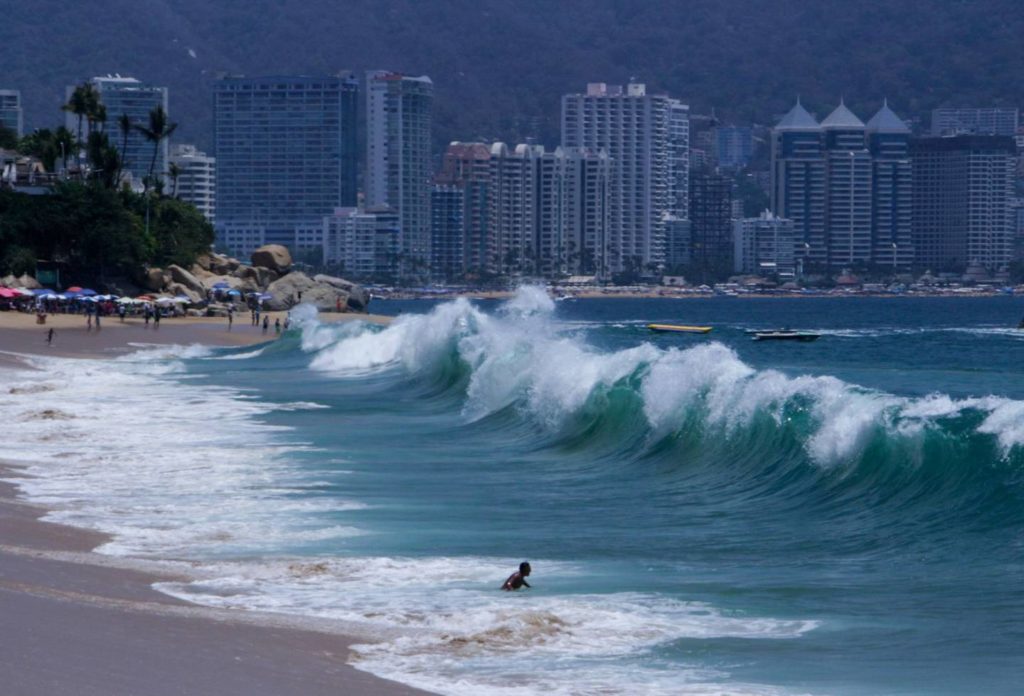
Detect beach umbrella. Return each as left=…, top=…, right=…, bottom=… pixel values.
left=172, top=295, right=191, bottom=303
left=0, top=288, right=19, bottom=298
left=80, top=289, right=97, bottom=296
left=155, top=297, right=175, bottom=305
left=66, top=286, right=83, bottom=292
left=212, top=281, right=231, bottom=289
left=31, top=288, right=52, bottom=296
left=15, top=288, right=35, bottom=297
left=225, top=289, right=242, bottom=296
left=259, top=293, right=272, bottom=300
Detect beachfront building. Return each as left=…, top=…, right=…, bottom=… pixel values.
left=562, top=82, right=690, bottom=275
left=431, top=184, right=465, bottom=280
left=734, top=211, right=797, bottom=278
left=213, top=73, right=358, bottom=258
left=931, top=108, right=1019, bottom=137
left=772, top=99, right=915, bottom=271
left=911, top=135, right=1016, bottom=272
left=365, top=71, right=433, bottom=281
left=169, top=144, right=216, bottom=223
left=0, top=89, right=23, bottom=137
left=689, top=172, right=734, bottom=280
left=322, top=207, right=400, bottom=280
left=715, top=126, right=753, bottom=170
left=435, top=142, right=492, bottom=278
left=67, top=76, right=168, bottom=183
left=486, top=143, right=612, bottom=279
left=866, top=102, right=914, bottom=269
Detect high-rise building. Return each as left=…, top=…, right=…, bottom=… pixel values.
left=866, top=102, right=914, bottom=268
left=169, top=144, right=216, bottom=222
left=431, top=185, right=465, bottom=280
left=562, top=82, right=689, bottom=275
left=734, top=211, right=796, bottom=278
left=715, top=126, right=753, bottom=169
left=488, top=143, right=543, bottom=276
left=0, top=89, right=23, bottom=138
left=323, top=207, right=400, bottom=279
left=931, top=108, right=1019, bottom=137
left=911, top=135, right=1016, bottom=271
left=213, top=73, right=358, bottom=258
left=365, top=71, right=433, bottom=279
left=772, top=99, right=914, bottom=271
left=689, top=172, right=734, bottom=279
left=771, top=100, right=826, bottom=267
left=436, top=142, right=492, bottom=277
left=486, top=143, right=612, bottom=279
left=68, top=76, right=168, bottom=184
left=821, top=102, right=873, bottom=266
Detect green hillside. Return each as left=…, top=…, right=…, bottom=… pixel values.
left=3, top=0, right=1023, bottom=152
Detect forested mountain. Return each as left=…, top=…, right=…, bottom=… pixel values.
left=3, top=0, right=1023, bottom=152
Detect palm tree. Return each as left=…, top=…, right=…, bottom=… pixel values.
left=133, top=105, right=177, bottom=193
left=115, top=113, right=132, bottom=186
left=61, top=84, right=89, bottom=146
left=168, top=162, right=181, bottom=198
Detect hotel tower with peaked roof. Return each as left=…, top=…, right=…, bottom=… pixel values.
left=771, top=99, right=914, bottom=270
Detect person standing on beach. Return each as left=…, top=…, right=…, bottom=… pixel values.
left=95, top=309, right=101, bottom=330
left=262, top=315, right=269, bottom=334
left=46, top=328, right=54, bottom=346
left=144, top=305, right=151, bottom=326
left=274, top=318, right=281, bottom=335
left=228, top=305, right=234, bottom=329
left=501, top=562, right=532, bottom=591
left=86, top=308, right=93, bottom=330
left=153, top=306, right=160, bottom=328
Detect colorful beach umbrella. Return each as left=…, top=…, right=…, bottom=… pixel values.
left=80, top=289, right=97, bottom=296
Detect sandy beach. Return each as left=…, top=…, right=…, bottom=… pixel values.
left=0, top=311, right=432, bottom=696
left=0, top=309, right=392, bottom=359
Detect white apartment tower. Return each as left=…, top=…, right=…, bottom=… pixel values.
left=169, top=144, right=216, bottom=222
left=561, top=82, right=689, bottom=275
left=365, top=71, right=433, bottom=280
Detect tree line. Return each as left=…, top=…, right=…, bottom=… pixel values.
left=0, top=84, right=212, bottom=286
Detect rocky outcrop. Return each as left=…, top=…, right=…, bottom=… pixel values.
left=264, top=272, right=317, bottom=310
left=165, top=283, right=204, bottom=305
left=167, top=264, right=206, bottom=295
left=251, top=245, right=292, bottom=274
left=143, top=267, right=168, bottom=292
left=314, top=274, right=370, bottom=312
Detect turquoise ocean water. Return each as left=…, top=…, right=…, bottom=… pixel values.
left=3, top=288, right=1024, bottom=695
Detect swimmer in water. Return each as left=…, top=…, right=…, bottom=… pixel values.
left=501, top=561, right=532, bottom=591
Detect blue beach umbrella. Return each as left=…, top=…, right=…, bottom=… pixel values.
left=80, top=289, right=97, bottom=296
left=225, top=289, right=242, bottom=297
left=212, top=281, right=231, bottom=289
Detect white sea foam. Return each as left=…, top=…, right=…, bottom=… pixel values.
left=0, top=352, right=359, bottom=558
left=156, top=554, right=816, bottom=696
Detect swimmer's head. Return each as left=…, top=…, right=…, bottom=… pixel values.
left=520, top=561, right=531, bottom=576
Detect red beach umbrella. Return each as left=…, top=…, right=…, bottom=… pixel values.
left=66, top=286, right=84, bottom=292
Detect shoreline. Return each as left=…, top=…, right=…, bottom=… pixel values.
left=0, top=317, right=431, bottom=695
left=0, top=464, right=430, bottom=696
left=0, top=309, right=392, bottom=360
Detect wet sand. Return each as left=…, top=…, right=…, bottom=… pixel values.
left=0, top=310, right=430, bottom=695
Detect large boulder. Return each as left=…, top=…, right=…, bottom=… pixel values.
left=314, top=274, right=370, bottom=312
left=210, top=253, right=240, bottom=275
left=165, top=283, right=204, bottom=305
left=194, top=253, right=213, bottom=272
left=143, top=267, right=169, bottom=292
left=264, top=272, right=317, bottom=310
left=167, top=264, right=206, bottom=295
left=251, top=245, right=292, bottom=274
left=255, top=267, right=279, bottom=289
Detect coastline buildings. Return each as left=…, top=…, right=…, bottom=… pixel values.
left=734, top=211, right=796, bottom=278
left=431, top=184, right=465, bottom=279
left=435, top=142, right=492, bottom=277
left=689, top=172, right=734, bottom=279
left=365, top=71, right=434, bottom=279
left=0, top=89, right=23, bottom=137
left=771, top=99, right=914, bottom=271
left=931, top=108, right=1018, bottom=137
left=169, top=144, right=216, bottom=222
left=323, top=207, right=400, bottom=279
left=213, top=73, right=358, bottom=258
left=911, top=135, right=1016, bottom=272
left=561, top=82, right=690, bottom=275
left=68, top=76, right=168, bottom=183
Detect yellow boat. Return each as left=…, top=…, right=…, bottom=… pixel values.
left=647, top=323, right=713, bottom=334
